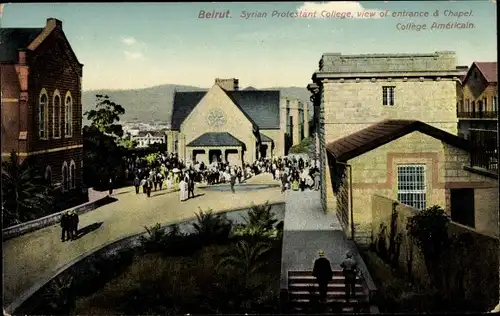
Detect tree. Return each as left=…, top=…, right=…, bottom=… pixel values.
left=119, top=138, right=138, bottom=149
left=218, top=240, right=272, bottom=284
left=192, top=208, right=233, bottom=244
left=82, top=125, right=124, bottom=187
left=1, top=151, right=53, bottom=227
left=84, top=94, right=125, bottom=138
left=406, top=205, right=451, bottom=289
left=234, top=202, right=279, bottom=239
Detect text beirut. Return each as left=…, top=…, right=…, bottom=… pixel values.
left=198, top=9, right=474, bottom=20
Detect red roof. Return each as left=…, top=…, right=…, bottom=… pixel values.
left=473, top=62, right=497, bottom=83
left=326, top=120, right=469, bottom=161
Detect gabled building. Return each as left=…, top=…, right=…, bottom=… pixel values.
left=132, top=130, right=166, bottom=148
left=326, top=120, right=498, bottom=244
left=167, top=78, right=309, bottom=165
left=308, top=51, right=463, bottom=214
left=456, top=62, right=498, bottom=172
left=1, top=18, right=84, bottom=197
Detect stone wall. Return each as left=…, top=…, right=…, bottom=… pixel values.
left=2, top=193, right=114, bottom=241
left=260, top=129, right=284, bottom=158
left=330, top=131, right=499, bottom=244
left=371, top=194, right=499, bottom=309
left=7, top=202, right=286, bottom=314
left=180, top=85, right=256, bottom=163
left=322, top=78, right=458, bottom=142
left=319, top=52, right=457, bottom=73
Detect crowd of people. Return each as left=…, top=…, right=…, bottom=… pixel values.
left=119, top=152, right=322, bottom=202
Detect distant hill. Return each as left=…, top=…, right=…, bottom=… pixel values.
left=82, top=84, right=313, bottom=125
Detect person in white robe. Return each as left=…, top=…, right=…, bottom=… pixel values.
left=167, top=173, right=173, bottom=190
left=179, top=178, right=188, bottom=201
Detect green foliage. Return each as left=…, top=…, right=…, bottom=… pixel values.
left=82, top=125, right=125, bottom=187
left=84, top=94, right=125, bottom=138
left=233, top=202, right=279, bottom=239
left=288, top=137, right=312, bottom=154
left=217, top=240, right=272, bottom=281
left=119, top=138, right=138, bottom=149
left=72, top=241, right=282, bottom=314
left=144, top=153, right=160, bottom=166
left=139, top=223, right=169, bottom=253
left=193, top=208, right=233, bottom=244
left=1, top=151, right=53, bottom=227
left=406, top=205, right=451, bottom=289
left=41, top=274, right=75, bottom=315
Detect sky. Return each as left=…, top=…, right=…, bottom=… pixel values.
left=0, top=1, right=497, bottom=91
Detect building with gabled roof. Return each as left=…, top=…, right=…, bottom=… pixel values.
left=456, top=61, right=498, bottom=173
left=325, top=119, right=498, bottom=244
left=1, top=18, right=85, bottom=201
left=166, top=78, right=309, bottom=165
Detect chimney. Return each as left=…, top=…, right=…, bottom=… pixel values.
left=215, top=78, right=239, bottom=91
left=46, top=18, right=62, bottom=29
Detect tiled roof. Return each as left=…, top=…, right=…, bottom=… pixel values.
left=187, top=132, right=244, bottom=147
left=0, top=28, right=43, bottom=62
left=326, top=119, right=470, bottom=161
left=474, top=62, right=497, bottom=83
left=171, top=89, right=281, bottom=130
left=260, top=133, right=273, bottom=142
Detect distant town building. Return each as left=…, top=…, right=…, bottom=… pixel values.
left=167, top=78, right=309, bottom=165
left=1, top=18, right=84, bottom=196
left=308, top=51, right=466, bottom=227
left=132, top=130, right=165, bottom=147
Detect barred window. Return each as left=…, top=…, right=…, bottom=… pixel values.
left=397, top=165, right=426, bottom=210
left=382, top=86, right=395, bottom=106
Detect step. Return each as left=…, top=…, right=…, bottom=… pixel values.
left=288, top=283, right=363, bottom=290
left=291, top=306, right=370, bottom=313
left=289, top=298, right=366, bottom=304
left=288, top=276, right=362, bottom=284
left=289, top=292, right=365, bottom=300
left=289, top=270, right=348, bottom=276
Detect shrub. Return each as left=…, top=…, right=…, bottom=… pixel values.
left=193, top=208, right=233, bottom=245
left=233, top=202, right=279, bottom=239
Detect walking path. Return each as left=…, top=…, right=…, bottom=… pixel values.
left=2, top=174, right=283, bottom=306
left=280, top=189, right=367, bottom=289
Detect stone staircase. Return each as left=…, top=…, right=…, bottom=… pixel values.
left=287, top=270, right=371, bottom=313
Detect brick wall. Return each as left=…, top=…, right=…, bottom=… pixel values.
left=1, top=64, right=22, bottom=155
left=28, top=27, right=83, bottom=153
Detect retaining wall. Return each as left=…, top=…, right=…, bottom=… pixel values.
left=2, top=194, right=116, bottom=241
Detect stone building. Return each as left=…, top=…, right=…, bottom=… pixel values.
left=325, top=119, right=498, bottom=244
left=457, top=62, right=497, bottom=139
left=167, top=78, right=308, bottom=165
left=132, top=130, right=166, bottom=148
left=308, top=51, right=465, bottom=223
left=1, top=18, right=84, bottom=197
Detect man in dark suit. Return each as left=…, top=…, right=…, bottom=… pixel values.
left=340, top=251, right=358, bottom=302
left=188, top=172, right=195, bottom=198
left=60, top=211, right=71, bottom=242
left=312, top=250, right=333, bottom=303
